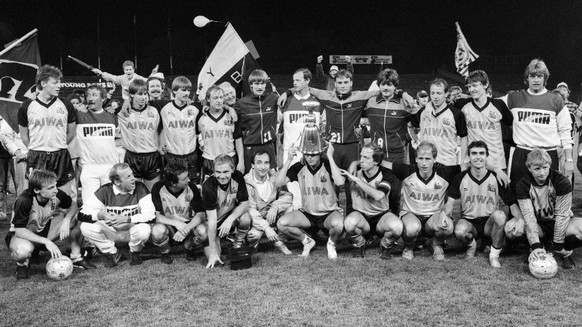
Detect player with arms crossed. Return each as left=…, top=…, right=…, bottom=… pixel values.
left=202, top=154, right=251, bottom=268
left=151, top=163, right=206, bottom=264
left=9, top=170, right=90, bottom=279
left=339, top=142, right=401, bottom=259
left=445, top=141, right=523, bottom=268
left=275, top=143, right=345, bottom=259
left=506, top=148, right=582, bottom=269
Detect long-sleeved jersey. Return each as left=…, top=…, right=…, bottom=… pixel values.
left=235, top=93, right=278, bottom=146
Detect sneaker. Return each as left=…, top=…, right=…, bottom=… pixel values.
left=466, top=240, right=477, bottom=258
left=562, top=256, right=576, bottom=270
left=130, top=251, right=143, bottom=266
left=15, top=264, right=30, bottom=279
left=402, top=247, right=414, bottom=260
left=104, top=251, right=122, bottom=268
left=489, top=255, right=501, bottom=268
left=274, top=241, right=292, bottom=255
left=352, top=244, right=366, bottom=258
left=380, top=244, right=394, bottom=260
left=299, top=236, right=316, bottom=257
left=432, top=239, right=445, bottom=261
left=327, top=238, right=338, bottom=259
left=73, top=258, right=96, bottom=269
left=160, top=253, right=173, bottom=264
left=186, top=248, right=197, bottom=261
left=365, top=234, right=380, bottom=248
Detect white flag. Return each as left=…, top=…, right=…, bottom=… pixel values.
left=197, top=23, right=259, bottom=99
left=455, top=22, right=479, bottom=78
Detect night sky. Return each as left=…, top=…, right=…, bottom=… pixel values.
left=1, top=0, right=581, bottom=90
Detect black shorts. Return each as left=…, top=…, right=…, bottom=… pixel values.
left=165, top=151, right=201, bottom=183
left=27, top=149, right=75, bottom=187
left=301, top=210, right=338, bottom=233
left=331, top=142, right=359, bottom=170
left=124, top=150, right=162, bottom=180
left=466, top=216, right=489, bottom=240
left=538, top=220, right=555, bottom=242
left=354, top=210, right=389, bottom=234
left=243, top=143, right=276, bottom=174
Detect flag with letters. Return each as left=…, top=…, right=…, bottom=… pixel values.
left=197, top=23, right=259, bottom=100
left=0, top=32, right=41, bottom=131
left=454, top=22, right=478, bottom=78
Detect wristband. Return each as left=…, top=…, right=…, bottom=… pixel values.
left=530, top=242, right=543, bottom=250
left=553, top=242, right=564, bottom=251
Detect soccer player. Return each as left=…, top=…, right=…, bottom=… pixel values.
left=9, top=170, right=91, bottom=279
left=457, top=70, right=513, bottom=170
left=501, top=59, right=573, bottom=191
left=158, top=76, right=201, bottom=183
left=92, top=60, right=146, bottom=100
left=198, top=86, right=243, bottom=180
left=378, top=141, right=455, bottom=261
left=18, top=65, right=77, bottom=202
left=76, top=84, right=119, bottom=204
left=505, top=148, right=582, bottom=269
left=117, top=79, right=161, bottom=191
left=235, top=69, right=279, bottom=174
left=202, top=154, right=251, bottom=268
left=244, top=150, right=293, bottom=254
left=445, top=141, right=522, bottom=268
left=151, top=163, right=206, bottom=264
left=275, top=144, right=345, bottom=259
left=78, top=163, right=154, bottom=267
left=339, top=142, right=401, bottom=259
left=411, top=78, right=467, bottom=182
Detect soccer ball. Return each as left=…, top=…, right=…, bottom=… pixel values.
left=529, top=253, right=558, bottom=279
left=46, top=257, right=73, bottom=281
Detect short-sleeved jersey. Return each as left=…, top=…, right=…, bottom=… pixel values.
left=202, top=170, right=248, bottom=222
left=159, top=101, right=199, bottom=155
left=392, top=163, right=451, bottom=217
left=281, top=95, right=323, bottom=157
left=413, top=103, right=467, bottom=165
left=76, top=109, right=118, bottom=166
left=94, top=182, right=152, bottom=220
left=506, top=89, right=572, bottom=149
left=350, top=166, right=393, bottom=216
left=18, top=98, right=76, bottom=151
left=460, top=98, right=512, bottom=169
left=151, top=180, right=203, bottom=223
left=235, top=93, right=279, bottom=145
left=516, top=169, right=571, bottom=221
left=310, top=88, right=377, bottom=144
left=287, top=159, right=339, bottom=215
left=198, top=110, right=240, bottom=160
left=12, top=189, right=72, bottom=233
left=365, top=95, right=412, bottom=155
left=447, top=170, right=516, bottom=220
left=117, top=106, right=160, bottom=153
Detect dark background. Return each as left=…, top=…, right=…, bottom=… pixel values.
left=1, top=0, right=581, bottom=92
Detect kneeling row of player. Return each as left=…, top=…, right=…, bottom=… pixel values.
left=8, top=141, right=582, bottom=278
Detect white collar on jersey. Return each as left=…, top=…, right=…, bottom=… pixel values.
left=294, top=92, right=311, bottom=100
left=526, top=88, right=548, bottom=96
left=113, top=184, right=135, bottom=195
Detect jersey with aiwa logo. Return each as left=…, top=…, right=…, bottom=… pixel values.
left=118, top=105, right=160, bottom=153
left=151, top=180, right=203, bottom=224
left=159, top=101, right=199, bottom=155
left=202, top=170, right=248, bottom=222
left=18, top=97, right=75, bottom=151
left=350, top=166, right=392, bottom=216
left=516, top=168, right=571, bottom=221
left=287, top=159, right=339, bottom=215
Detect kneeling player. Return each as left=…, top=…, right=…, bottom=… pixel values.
left=244, top=150, right=294, bottom=254
left=9, top=170, right=92, bottom=279
left=202, top=154, right=251, bottom=268
left=506, top=148, right=582, bottom=269
left=151, top=163, right=206, bottom=264
left=275, top=144, right=345, bottom=259
left=338, top=142, right=402, bottom=259
left=445, top=141, right=523, bottom=268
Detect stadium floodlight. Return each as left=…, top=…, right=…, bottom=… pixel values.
left=193, top=15, right=226, bottom=28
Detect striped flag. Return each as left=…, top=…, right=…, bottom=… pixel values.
left=0, top=30, right=41, bottom=131
left=197, top=23, right=259, bottom=100
left=454, top=22, right=478, bottom=78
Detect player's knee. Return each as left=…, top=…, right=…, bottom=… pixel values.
left=491, top=210, right=507, bottom=227
left=277, top=214, right=292, bottom=230
left=79, top=221, right=96, bottom=238
left=194, top=224, right=208, bottom=241
left=343, top=215, right=359, bottom=233
left=10, top=239, right=34, bottom=261
left=132, top=223, right=152, bottom=241
left=150, top=223, right=168, bottom=242
left=402, top=223, right=421, bottom=238
left=237, top=213, right=252, bottom=229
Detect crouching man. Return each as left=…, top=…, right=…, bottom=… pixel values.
left=202, top=154, right=251, bottom=268
left=151, top=163, right=206, bottom=264
left=10, top=169, right=90, bottom=279
left=78, top=163, right=154, bottom=268
left=244, top=150, right=293, bottom=254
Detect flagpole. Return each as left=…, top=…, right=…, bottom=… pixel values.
left=0, top=28, right=38, bottom=57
